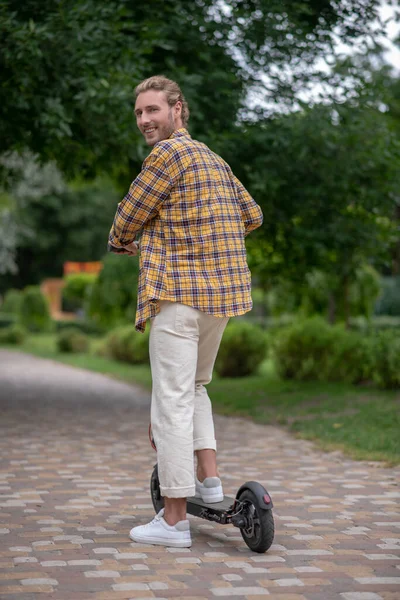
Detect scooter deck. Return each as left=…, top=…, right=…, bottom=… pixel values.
left=187, top=495, right=235, bottom=512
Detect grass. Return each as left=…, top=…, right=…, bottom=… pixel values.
left=2, top=333, right=399, bottom=465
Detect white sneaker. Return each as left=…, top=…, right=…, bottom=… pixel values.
left=129, top=509, right=191, bottom=548
left=195, top=476, right=224, bottom=503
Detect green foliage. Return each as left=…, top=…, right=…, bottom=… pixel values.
left=350, top=316, right=400, bottom=331
left=262, top=264, right=382, bottom=326
left=19, top=285, right=52, bottom=332
left=370, top=330, right=400, bottom=390
left=0, top=0, right=383, bottom=175
left=272, top=317, right=372, bottom=384
left=0, top=313, right=16, bottom=328
left=349, top=265, right=382, bottom=320
left=0, top=0, right=240, bottom=176
left=62, top=273, right=97, bottom=312
left=54, top=319, right=104, bottom=336
left=374, top=277, right=400, bottom=317
left=0, top=288, right=22, bottom=313
left=301, top=265, right=381, bottom=322
left=56, top=328, right=90, bottom=353
left=86, top=253, right=139, bottom=329
left=0, top=151, right=66, bottom=281
left=0, top=157, right=120, bottom=289
left=215, top=321, right=268, bottom=378
left=273, top=317, right=400, bottom=389
left=0, top=322, right=27, bottom=344
left=238, top=104, right=400, bottom=304
left=0, top=0, right=395, bottom=318
left=323, top=331, right=375, bottom=385
left=106, top=325, right=149, bottom=365
left=273, top=317, right=334, bottom=381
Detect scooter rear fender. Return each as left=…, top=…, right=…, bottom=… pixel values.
left=236, top=481, right=273, bottom=511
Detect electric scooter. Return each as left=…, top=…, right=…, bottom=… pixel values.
left=148, top=426, right=275, bottom=553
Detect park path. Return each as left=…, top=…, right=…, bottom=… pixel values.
left=0, top=349, right=399, bottom=600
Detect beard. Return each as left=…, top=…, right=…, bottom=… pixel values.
left=146, top=109, right=176, bottom=146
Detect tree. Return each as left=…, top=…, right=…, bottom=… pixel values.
left=0, top=0, right=384, bottom=177
left=237, top=101, right=400, bottom=324
left=0, top=0, right=391, bottom=293
left=0, top=152, right=120, bottom=291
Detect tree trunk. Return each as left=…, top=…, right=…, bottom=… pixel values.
left=343, top=275, right=350, bottom=329
left=392, top=203, right=400, bottom=275
left=328, top=292, right=336, bottom=325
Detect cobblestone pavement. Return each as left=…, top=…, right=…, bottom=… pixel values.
left=0, top=350, right=399, bottom=600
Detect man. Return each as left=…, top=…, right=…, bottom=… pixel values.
left=108, top=75, right=263, bottom=548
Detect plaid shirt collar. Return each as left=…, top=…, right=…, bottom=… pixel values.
left=168, top=128, right=191, bottom=140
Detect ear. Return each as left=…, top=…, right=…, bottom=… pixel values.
left=174, top=100, right=183, bottom=119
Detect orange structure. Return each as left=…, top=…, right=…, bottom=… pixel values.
left=63, top=261, right=102, bottom=275
left=40, top=278, right=73, bottom=320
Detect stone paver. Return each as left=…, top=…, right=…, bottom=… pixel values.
left=0, top=349, right=399, bottom=599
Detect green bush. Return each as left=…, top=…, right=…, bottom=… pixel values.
left=86, top=253, right=139, bottom=328
left=215, top=320, right=268, bottom=378
left=56, top=328, right=90, bottom=353
left=273, top=317, right=373, bottom=384
left=371, top=330, right=400, bottom=389
left=54, top=319, right=104, bottom=336
left=62, top=273, right=97, bottom=312
left=0, top=323, right=27, bottom=345
left=273, top=317, right=334, bottom=381
left=323, top=330, right=375, bottom=384
left=106, top=325, right=149, bottom=364
left=0, top=313, right=17, bottom=329
left=272, top=317, right=400, bottom=389
left=19, top=286, right=52, bottom=332
left=1, top=289, right=23, bottom=314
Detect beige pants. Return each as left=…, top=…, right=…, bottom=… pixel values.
left=149, top=301, right=229, bottom=498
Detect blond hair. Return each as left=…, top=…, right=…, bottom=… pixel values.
left=134, top=75, right=190, bottom=127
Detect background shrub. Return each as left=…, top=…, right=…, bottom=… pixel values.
left=19, top=286, right=52, bottom=332
left=322, top=329, right=375, bottom=384
left=106, top=325, right=149, bottom=364
left=56, top=328, right=90, bottom=353
left=273, top=317, right=400, bottom=389
left=0, top=323, right=27, bottom=345
left=273, top=317, right=375, bottom=384
left=54, top=318, right=104, bottom=336
left=0, top=289, right=23, bottom=314
left=214, top=320, right=268, bottom=378
left=62, top=273, right=97, bottom=313
left=370, top=329, right=400, bottom=389
left=272, top=316, right=335, bottom=381
left=0, top=313, right=17, bottom=329
left=86, top=253, right=139, bottom=328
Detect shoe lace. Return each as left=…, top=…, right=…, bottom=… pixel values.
left=142, top=514, right=162, bottom=529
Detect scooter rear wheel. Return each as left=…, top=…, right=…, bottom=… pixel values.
left=237, top=489, right=274, bottom=553
left=150, top=464, right=164, bottom=513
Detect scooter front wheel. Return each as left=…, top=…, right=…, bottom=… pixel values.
left=150, top=464, right=164, bottom=514
left=237, top=488, right=274, bottom=553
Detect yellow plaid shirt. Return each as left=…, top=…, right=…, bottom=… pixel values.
left=108, top=128, right=263, bottom=332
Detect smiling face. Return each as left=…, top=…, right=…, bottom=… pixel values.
left=134, top=90, right=183, bottom=146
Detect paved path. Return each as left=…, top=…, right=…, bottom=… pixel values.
left=0, top=350, right=399, bottom=600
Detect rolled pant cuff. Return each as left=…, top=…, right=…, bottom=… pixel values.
left=193, top=438, right=217, bottom=452
left=160, top=485, right=196, bottom=498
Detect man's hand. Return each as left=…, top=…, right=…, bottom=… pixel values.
left=121, top=241, right=139, bottom=256
left=108, top=241, right=139, bottom=256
